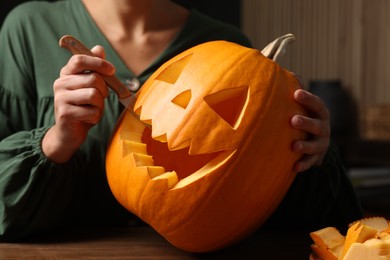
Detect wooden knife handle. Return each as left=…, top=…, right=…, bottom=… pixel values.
left=59, top=35, right=131, bottom=99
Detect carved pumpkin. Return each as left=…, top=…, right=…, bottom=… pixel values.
left=106, top=39, right=306, bottom=252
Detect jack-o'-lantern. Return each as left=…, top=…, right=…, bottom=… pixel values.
left=106, top=36, right=306, bottom=252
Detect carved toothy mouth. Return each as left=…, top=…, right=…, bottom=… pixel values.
left=121, top=112, right=235, bottom=189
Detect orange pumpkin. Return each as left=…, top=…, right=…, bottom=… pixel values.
left=106, top=39, right=306, bottom=252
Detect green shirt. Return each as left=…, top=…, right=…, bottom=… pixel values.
left=0, top=0, right=362, bottom=241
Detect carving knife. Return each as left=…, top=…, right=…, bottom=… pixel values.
left=59, top=35, right=134, bottom=111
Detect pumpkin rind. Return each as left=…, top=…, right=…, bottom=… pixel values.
left=106, top=40, right=306, bottom=252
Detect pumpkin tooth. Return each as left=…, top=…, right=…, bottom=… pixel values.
left=153, top=133, right=168, bottom=143
left=141, top=119, right=152, bottom=126
left=169, top=138, right=191, bottom=151
left=122, top=140, right=147, bottom=156
left=119, top=111, right=145, bottom=141
left=152, top=171, right=178, bottom=189
left=132, top=153, right=154, bottom=166
left=146, top=166, right=166, bottom=178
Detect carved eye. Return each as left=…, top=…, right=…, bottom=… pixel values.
left=171, top=89, right=192, bottom=109
left=156, top=54, right=193, bottom=110
left=155, top=54, right=193, bottom=84
left=204, top=86, right=249, bottom=129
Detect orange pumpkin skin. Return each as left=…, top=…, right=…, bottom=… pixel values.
left=106, top=41, right=306, bottom=252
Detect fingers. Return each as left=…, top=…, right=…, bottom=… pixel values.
left=292, top=89, right=330, bottom=139
left=91, top=45, right=106, bottom=59
left=292, top=140, right=329, bottom=173
left=44, top=45, right=113, bottom=163
left=294, top=154, right=318, bottom=172
left=292, top=138, right=328, bottom=172
left=292, top=89, right=331, bottom=172
left=55, top=72, right=109, bottom=99
left=54, top=73, right=107, bottom=106
left=291, top=114, right=329, bottom=138
left=55, top=101, right=104, bottom=125
left=60, top=46, right=115, bottom=76
left=53, top=86, right=105, bottom=125
left=292, top=89, right=330, bottom=137
left=56, top=45, right=112, bottom=107
left=292, top=137, right=323, bottom=155
left=294, top=89, right=329, bottom=120
left=60, top=55, right=115, bottom=76
left=54, top=45, right=113, bottom=125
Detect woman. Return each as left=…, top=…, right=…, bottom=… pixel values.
left=0, top=0, right=362, bottom=241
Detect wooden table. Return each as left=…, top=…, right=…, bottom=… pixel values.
left=0, top=225, right=313, bottom=259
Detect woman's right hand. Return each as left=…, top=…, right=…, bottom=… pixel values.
left=42, top=46, right=115, bottom=164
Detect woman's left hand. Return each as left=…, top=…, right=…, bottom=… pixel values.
left=291, top=89, right=331, bottom=172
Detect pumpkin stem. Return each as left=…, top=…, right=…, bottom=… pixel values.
left=261, top=33, right=295, bottom=62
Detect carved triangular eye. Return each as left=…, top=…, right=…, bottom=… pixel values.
left=171, top=89, right=192, bottom=109
left=155, top=53, right=193, bottom=84
left=204, top=86, right=249, bottom=129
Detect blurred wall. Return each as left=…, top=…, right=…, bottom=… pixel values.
left=242, top=0, right=390, bottom=140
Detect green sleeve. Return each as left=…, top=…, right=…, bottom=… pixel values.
left=263, top=141, right=364, bottom=232
left=0, top=3, right=86, bottom=241
left=0, top=128, right=87, bottom=240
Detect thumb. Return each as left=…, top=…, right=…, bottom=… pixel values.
left=91, top=45, right=106, bottom=59
left=90, top=45, right=116, bottom=75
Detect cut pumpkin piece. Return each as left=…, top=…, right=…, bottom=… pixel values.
left=310, top=227, right=345, bottom=250
left=343, top=238, right=390, bottom=260
left=340, top=222, right=378, bottom=259
left=310, top=217, right=390, bottom=260
left=310, top=244, right=342, bottom=260
left=349, top=217, right=389, bottom=234
left=382, top=225, right=390, bottom=235
left=379, top=231, right=390, bottom=240
left=310, top=227, right=345, bottom=259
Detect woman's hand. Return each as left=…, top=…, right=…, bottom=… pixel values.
left=42, top=46, right=114, bottom=164
left=291, top=89, right=331, bottom=172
